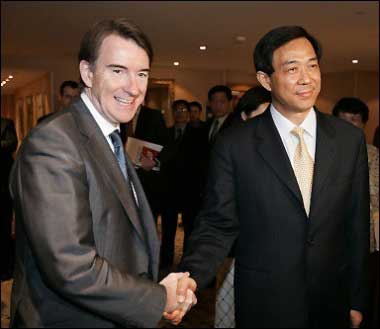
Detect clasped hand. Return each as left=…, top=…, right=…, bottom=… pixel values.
left=159, top=272, right=197, bottom=325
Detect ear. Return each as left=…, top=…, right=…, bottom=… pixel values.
left=79, top=60, right=94, bottom=88
left=256, top=71, right=272, bottom=92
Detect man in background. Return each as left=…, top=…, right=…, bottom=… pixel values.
left=37, top=80, right=80, bottom=123
left=1, top=117, right=18, bottom=281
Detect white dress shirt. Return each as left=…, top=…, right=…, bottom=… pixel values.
left=81, top=92, right=119, bottom=152
left=81, top=92, right=139, bottom=205
left=270, top=104, right=317, bottom=168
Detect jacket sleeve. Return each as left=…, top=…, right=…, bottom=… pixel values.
left=348, top=132, right=370, bottom=312
left=179, top=133, right=240, bottom=288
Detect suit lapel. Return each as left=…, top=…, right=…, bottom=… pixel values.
left=72, top=100, right=147, bottom=244
left=256, top=110, right=304, bottom=208
left=309, top=111, right=336, bottom=216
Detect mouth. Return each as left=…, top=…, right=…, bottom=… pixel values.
left=114, top=96, right=135, bottom=106
left=296, top=90, right=313, bottom=97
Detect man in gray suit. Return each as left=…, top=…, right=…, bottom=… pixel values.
left=9, top=18, right=196, bottom=328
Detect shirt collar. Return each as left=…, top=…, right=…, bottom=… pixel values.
left=270, top=104, right=316, bottom=138
left=81, top=92, right=119, bottom=137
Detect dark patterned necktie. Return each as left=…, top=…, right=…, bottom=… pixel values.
left=110, top=130, right=128, bottom=179
left=110, top=129, right=140, bottom=207
left=209, top=119, right=220, bottom=143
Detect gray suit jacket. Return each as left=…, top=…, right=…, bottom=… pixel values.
left=9, top=99, right=166, bottom=328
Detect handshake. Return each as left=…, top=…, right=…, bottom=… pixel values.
left=159, top=272, right=197, bottom=325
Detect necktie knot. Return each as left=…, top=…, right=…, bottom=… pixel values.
left=291, top=126, right=305, bottom=139
left=110, top=129, right=123, bottom=150
left=110, top=130, right=127, bottom=179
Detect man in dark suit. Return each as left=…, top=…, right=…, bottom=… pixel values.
left=9, top=18, right=196, bottom=328
left=120, top=104, right=167, bottom=221
left=204, top=85, right=235, bottom=146
left=197, top=85, right=236, bottom=199
left=177, top=26, right=369, bottom=328
left=159, top=100, right=204, bottom=270
left=1, top=117, right=18, bottom=281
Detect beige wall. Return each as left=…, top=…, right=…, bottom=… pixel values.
left=317, top=71, right=379, bottom=143
left=2, top=73, right=53, bottom=147
left=6, top=55, right=379, bottom=143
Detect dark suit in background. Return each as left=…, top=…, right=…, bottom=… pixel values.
left=9, top=99, right=166, bottom=327
left=120, top=105, right=167, bottom=220
left=1, top=118, right=18, bottom=280
left=159, top=124, right=203, bottom=268
left=198, top=113, right=235, bottom=196
left=180, top=109, right=369, bottom=327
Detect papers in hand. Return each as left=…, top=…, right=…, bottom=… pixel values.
left=125, top=137, right=163, bottom=171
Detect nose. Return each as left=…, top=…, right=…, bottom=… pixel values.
left=123, top=74, right=139, bottom=96
left=298, top=66, right=311, bottom=84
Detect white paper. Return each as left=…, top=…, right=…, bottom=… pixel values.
left=125, top=137, right=163, bottom=171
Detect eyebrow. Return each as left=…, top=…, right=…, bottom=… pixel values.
left=106, top=64, right=150, bottom=72
left=282, top=57, right=319, bottom=66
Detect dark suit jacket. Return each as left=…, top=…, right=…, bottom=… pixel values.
left=1, top=118, right=18, bottom=196
left=9, top=99, right=166, bottom=328
left=197, top=113, right=236, bottom=195
left=180, top=108, right=370, bottom=328
left=160, top=124, right=204, bottom=210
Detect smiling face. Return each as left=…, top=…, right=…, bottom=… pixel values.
left=257, top=37, right=321, bottom=123
left=79, top=34, right=150, bottom=125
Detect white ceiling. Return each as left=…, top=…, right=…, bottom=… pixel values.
left=1, top=1, right=379, bottom=93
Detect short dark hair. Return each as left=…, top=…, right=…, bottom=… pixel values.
left=332, top=97, right=369, bottom=123
left=235, top=86, right=271, bottom=117
left=189, top=101, right=202, bottom=112
left=208, top=85, right=232, bottom=101
left=59, top=80, right=79, bottom=96
left=78, top=18, right=153, bottom=85
left=172, top=99, right=189, bottom=112
left=254, top=26, right=322, bottom=76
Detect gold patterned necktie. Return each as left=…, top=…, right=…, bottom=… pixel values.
left=291, top=127, right=314, bottom=216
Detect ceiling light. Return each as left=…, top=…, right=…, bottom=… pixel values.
left=352, top=59, right=359, bottom=64
left=200, top=45, right=207, bottom=50
left=5, top=78, right=10, bottom=82
left=173, top=61, right=179, bottom=66
left=8, top=75, right=13, bottom=79
left=235, top=36, right=246, bottom=43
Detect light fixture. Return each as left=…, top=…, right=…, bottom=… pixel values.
left=352, top=59, right=359, bottom=64
left=8, top=75, right=13, bottom=79
left=200, top=45, right=207, bottom=50
left=235, top=36, right=246, bottom=43
left=173, top=61, right=179, bottom=66
left=5, top=78, right=10, bottom=82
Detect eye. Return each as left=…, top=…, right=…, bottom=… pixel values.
left=288, top=67, right=297, bottom=73
left=138, top=72, right=149, bottom=78
left=309, top=63, right=319, bottom=69
left=113, top=69, right=122, bottom=74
